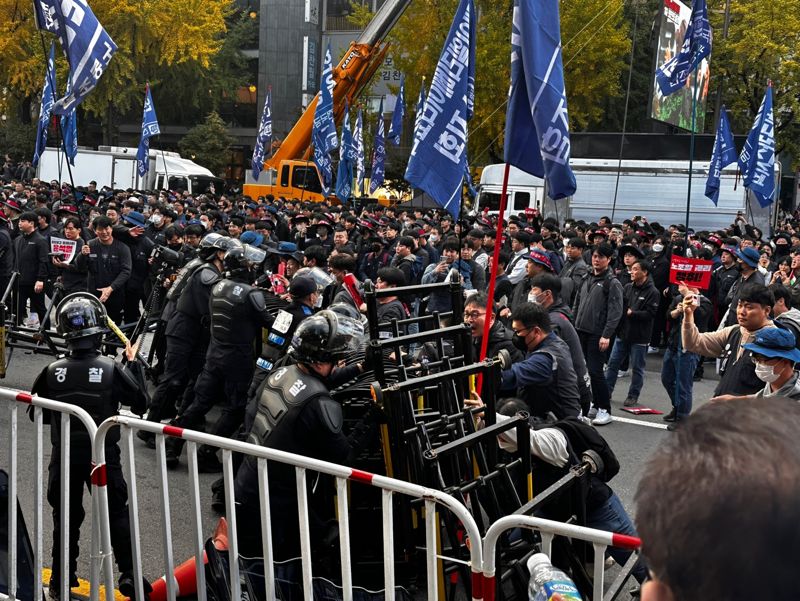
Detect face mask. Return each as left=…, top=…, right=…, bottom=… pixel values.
left=652, top=244, right=664, bottom=253
left=512, top=333, right=528, bottom=352
left=527, top=292, right=543, bottom=305
left=429, top=234, right=439, bottom=242
left=150, top=214, right=163, bottom=225
left=755, top=362, right=780, bottom=384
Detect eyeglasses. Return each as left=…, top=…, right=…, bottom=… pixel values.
left=512, top=327, right=531, bottom=336
left=464, top=310, right=485, bottom=320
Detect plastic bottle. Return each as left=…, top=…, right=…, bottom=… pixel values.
left=527, top=553, right=583, bottom=601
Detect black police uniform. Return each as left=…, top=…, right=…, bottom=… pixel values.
left=172, top=277, right=274, bottom=446
left=32, top=349, right=146, bottom=591
left=233, top=364, right=377, bottom=559
left=145, top=262, right=222, bottom=426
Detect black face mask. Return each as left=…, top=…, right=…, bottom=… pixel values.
left=512, top=333, right=528, bottom=352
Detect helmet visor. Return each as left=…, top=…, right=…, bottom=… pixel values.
left=243, top=244, right=267, bottom=264
left=329, top=313, right=366, bottom=357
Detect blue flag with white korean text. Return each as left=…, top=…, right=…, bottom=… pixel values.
left=251, top=88, right=272, bottom=180
left=704, top=107, right=736, bottom=205
left=388, top=76, right=404, bottom=145
left=655, top=0, right=711, bottom=96
left=404, top=0, right=475, bottom=218
left=504, top=0, right=576, bottom=199
left=369, top=99, right=386, bottom=194
left=33, top=43, right=56, bottom=167
left=34, top=0, right=117, bottom=115
left=136, top=84, right=160, bottom=177
left=738, top=85, right=776, bottom=208
left=61, top=76, right=78, bottom=166
left=312, top=43, right=338, bottom=194
left=413, top=82, right=426, bottom=140
left=352, top=108, right=365, bottom=196
left=336, top=102, right=353, bottom=202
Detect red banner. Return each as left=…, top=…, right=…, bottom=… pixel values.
left=669, top=256, right=714, bottom=290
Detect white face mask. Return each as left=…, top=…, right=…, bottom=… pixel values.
left=652, top=243, right=664, bottom=253
left=527, top=292, right=543, bottom=305
left=755, top=362, right=780, bottom=384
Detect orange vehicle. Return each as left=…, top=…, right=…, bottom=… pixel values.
left=243, top=0, right=411, bottom=203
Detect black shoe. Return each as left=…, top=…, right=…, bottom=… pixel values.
left=48, top=576, right=79, bottom=601
left=667, top=416, right=683, bottom=431
left=118, top=572, right=153, bottom=601
left=197, top=447, right=223, bottom=473
left=136, top=430, right=156, bottom=449
left=662, top=408, right=677, bottom=422
left=165, top=438, right=184, bottom=468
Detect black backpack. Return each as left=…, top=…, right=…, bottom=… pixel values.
left=549, top=417, right=620, bottom=482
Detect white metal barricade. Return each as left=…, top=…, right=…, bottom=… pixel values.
left=481, top=515, right=641, bottom=601
left=0, top=388, right=104, bottom=601
left=93, top=416, right=486, bottom=601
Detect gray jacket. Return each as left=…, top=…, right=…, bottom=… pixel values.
left=756, top=371, right=800, bottom=400
left=573, top=268, right=624, bottom=338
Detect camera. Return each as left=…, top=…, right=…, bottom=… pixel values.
left=150, top=245, right=184, bottom=267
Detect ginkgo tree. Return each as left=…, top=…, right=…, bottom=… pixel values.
left=0, top=0, right=232, bottom=142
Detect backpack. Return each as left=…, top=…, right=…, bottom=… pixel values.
left=408, top=255, right=424, bottom=285
left=549, top=417, right=620, bottom=482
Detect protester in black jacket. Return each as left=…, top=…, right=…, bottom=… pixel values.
left=604, top=260, right=660, bottom=406
left=14, top=211, right=48, bottom=323
left=464, top=293, right=523, bottom=364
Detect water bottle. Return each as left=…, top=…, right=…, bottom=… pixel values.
left=527, top=553, right=582, bottom=601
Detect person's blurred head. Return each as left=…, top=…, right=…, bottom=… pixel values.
left=464, top=292, right=493, bottom=338
left=529, top=273, right=561, bottom=309
left=631, top=260, right=651, bottom=285
left=636, top=398, right=800, bottom=601
left=565, top=237, right=586, bottom=261
left=442, top=240, right=460, bottom=263
left=591, top=243, right=614, bottom=274
left=735, top=283, right=773, bottom=331
left=511, top=302, right=551, bottom=352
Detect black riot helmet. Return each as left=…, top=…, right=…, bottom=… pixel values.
left=223, top=243, right=266, bottom=279
left=289, top=310, right=364, bottom=364
left=197, top=232, right=236, bottom=261
left=55, top=292, right=108, bottom=349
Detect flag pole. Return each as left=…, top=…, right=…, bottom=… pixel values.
left=684, top=68, right=700, bottom=253
left=478, top=162, right=510, bottom=393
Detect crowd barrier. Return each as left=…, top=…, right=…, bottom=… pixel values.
left=3, top=388, right=642, bottom=601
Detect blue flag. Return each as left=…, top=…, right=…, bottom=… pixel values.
left=404, top=0, right=475, bottom=218
left=504, top=0, right=576, bottom=200
left=336, top=102, right=354, bottom=202
left=312, top=43, right=338, bottom=194
left=369, top=99, right=386, bottom=194
left=136, top=84, right=160, bottom=177
left=251, top=88, right=272, bottom=180
left=704, top=107, right=736, bottom=205
left=388, top=76, right=404, bottom=145
left=655, top=0, right=712, bottom=96
left=61, top=104, right=78, bottom=167
left=413, top=82, right=426, bottom=141
left=353, top=108, right=365, bottom=196
left=34, top=0, right=117, bottom=115
left=738, top=84, right=776, bottom=208
left=33, top=43, right=56, bottom=167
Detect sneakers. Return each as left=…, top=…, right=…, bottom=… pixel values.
left=165, top=437, right=184, bottom=468
left=577, top=412, right=593, bottom=426
left=662, top=408, right=677, bottom=422
left=118, top=572, right=153, bottom=601
left=592, top=409, right=613, bottom=426
left=623, top=396, right=638, bottom=407
left=667, top=416, right=685, bottom=431
left=587, top=406, right=598, bottom=420
left=617, top=370, right=630, bottom=378
left=647, top=346, right=660, bottom=354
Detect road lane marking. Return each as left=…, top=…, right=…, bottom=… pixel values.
left=611, top=416, right=669, bottom=430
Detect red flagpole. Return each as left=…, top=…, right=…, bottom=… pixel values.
left=477, top=162, right=511, bottom=393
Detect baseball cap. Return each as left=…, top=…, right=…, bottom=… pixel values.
left=523, top=250, right=554, bottom=272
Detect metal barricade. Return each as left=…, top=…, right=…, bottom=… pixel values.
left=93, top=416, right=486, bottom=601
left=0, top=388, right=104, bottom=601
left=481, top=515, right=641, bottom=601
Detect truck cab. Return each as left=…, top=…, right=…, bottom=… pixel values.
left=243, top=160, right=328, bottom=202
left=472, top=164, right=567, bottom=223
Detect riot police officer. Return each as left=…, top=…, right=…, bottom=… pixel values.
left=31, top=293, right=151, bottom=601
left=166, top=243, right=272, bottom=469
left=232, top=310, right=378, bottom=560
left=138, top=233, right=234, bottom=446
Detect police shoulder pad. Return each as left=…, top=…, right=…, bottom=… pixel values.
left=319, top=398, right=343, bottom=433
left=198, top=266, right=221, bottom=286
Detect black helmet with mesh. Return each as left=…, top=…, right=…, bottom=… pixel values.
left=56, top=292, right=108, bottom=340
left=197, top=232, right=237, bottom=261
left=289, top=310, right=364, bottom=364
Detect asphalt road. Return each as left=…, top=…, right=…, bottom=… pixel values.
left=0, top=347, right=717, bottom=597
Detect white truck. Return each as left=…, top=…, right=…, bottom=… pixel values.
left=472, top=159, right=779, bottom=233
left=37, top=146, right=224, bottom=195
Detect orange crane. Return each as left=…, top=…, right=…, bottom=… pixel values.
left=243, top=0, right=411, bottom=203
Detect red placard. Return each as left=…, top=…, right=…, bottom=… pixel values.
left=669, top=256, right=714, bottom=290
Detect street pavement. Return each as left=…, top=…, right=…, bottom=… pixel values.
left=0, top=347, right=718, bottom=597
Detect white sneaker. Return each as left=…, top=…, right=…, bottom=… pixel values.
left=647, top=346, right=660, bottom=354
left=617, top=370, right=630, bottom=378
left=592, top=409, right=613, bottom=426
left=577, top=412, right=592, bottom=425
